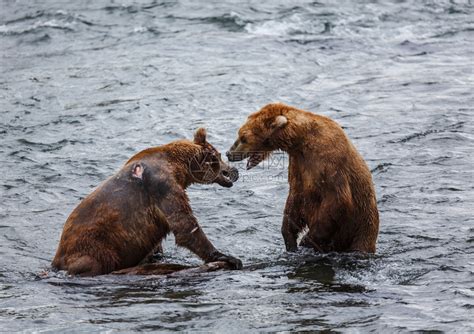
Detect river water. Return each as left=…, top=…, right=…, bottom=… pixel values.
left=1, top=0, right=473, bottom=332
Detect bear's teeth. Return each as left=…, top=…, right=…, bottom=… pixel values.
left=246, top=153, right=263, bottom=170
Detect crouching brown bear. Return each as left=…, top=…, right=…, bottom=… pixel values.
left=52, top=128, right=242, bottom=276
left=227, top=103, right=379, bottom=253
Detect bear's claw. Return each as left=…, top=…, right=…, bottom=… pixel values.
left=208, top=252, right=243, bottom=270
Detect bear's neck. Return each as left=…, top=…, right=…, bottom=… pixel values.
left=164, top=141, right=201, bottom=189
left=272, top=122, right=307, bottom=154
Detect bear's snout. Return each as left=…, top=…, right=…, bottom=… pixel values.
left=224, top=166, right=239, bottom=182
left=226, top=150, right=246, bottom=162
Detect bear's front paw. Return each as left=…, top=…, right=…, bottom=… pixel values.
left=284, top=239, right=298, bottom=252
left=208, top=252, right=243, bottom=270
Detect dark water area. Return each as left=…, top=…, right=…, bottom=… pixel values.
left=1, top=0, right=473, bottom=332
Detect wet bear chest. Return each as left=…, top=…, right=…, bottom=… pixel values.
left=288, top=161, right=329, bottom=192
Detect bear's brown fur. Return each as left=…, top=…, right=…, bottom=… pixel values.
left=227, top=103, right=379, bottom=253
left=52, top=128, right=242, bottom=276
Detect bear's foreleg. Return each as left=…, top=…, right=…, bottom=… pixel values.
left=281, top=195, right=305, bottom=252
left=160, top=190, right=242, bottom=269
left=172, top=213, right=242, bottom=269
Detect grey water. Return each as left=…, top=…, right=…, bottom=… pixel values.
left=1, top=0, right=473, bottom=332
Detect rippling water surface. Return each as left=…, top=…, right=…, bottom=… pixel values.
left=1, top=0, right=473, bottom=332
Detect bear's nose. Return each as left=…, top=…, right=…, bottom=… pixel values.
left=226, top=151, right=237, bottom=161
left=229, top=166, right=239, bottom=182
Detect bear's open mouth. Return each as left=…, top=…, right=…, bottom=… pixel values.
left=246, top=152, right=266, bottom=170
left=216, top=167, right=239, bottom=187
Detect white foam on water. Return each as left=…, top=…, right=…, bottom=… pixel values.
left=245, top=14, right=317, bottom=36
left=133, top=26, right=148, bottom=33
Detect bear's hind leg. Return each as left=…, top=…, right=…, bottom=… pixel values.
left=349, top=237, right=376, bottom=254
left=66, top=255, right=103, bottom=276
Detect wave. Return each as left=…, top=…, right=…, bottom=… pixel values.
left=390, top=121, right=465, bottom=143
left=202, top=13, right=248, bottom=32
left=245, top=13, right=330, bottom=37
left=431, top=27, right=474, bottom=39
left=166, top=12, right=330, bottom=36
left=371, top=162, right=393, bottom=175
left=0, top=10, right=94, bottom=36
left=15, top=138, right=88, bottom=153
left=103, top=1, right=175, bottom=14
left=0, top=20, right=74, bottom=36
left=168, top=12, right=248, bottom=32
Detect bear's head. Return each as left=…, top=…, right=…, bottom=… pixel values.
left=227, top=103, right=290, bottom=170
left=189, top=128, right=239, bottom=187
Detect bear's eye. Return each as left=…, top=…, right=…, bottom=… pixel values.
left=240, top=136, right=247, bottom=144
left=206, top=151, right=216, bottom=159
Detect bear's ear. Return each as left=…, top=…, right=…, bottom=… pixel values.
left=194, top=127, right=207, bottom=145
left=271, top=115, right=288, bottom=130
left=131, top=163, right=144, bottom=180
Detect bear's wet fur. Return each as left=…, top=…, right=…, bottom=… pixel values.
left=52, top=128, right=241, bottom=276
left=227, top=103, right=379, bottom=253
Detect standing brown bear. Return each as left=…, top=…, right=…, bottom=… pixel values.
left=52, top=128, right=242, bottom=276
left=227, top=103, right=379, bottom=253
